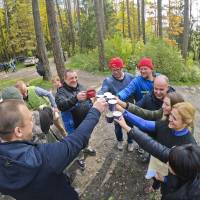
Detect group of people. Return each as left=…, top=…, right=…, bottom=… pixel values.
left=0, top=56, right=200, bottom=200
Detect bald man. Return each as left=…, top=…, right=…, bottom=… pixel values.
left=136, top=75, right=175, bottom=110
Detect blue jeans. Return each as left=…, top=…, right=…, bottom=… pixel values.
left=114, top=121, right=133, bottom=144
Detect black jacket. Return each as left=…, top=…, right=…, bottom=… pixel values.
left=129, top=128, right=200, bottom=200
left=136, top=86, right=175, bottom=110
left=55, top=82, right=92, bottom=128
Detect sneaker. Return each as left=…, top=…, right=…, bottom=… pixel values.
left=138, top=148, right=145, bottom=154
left=140, top=152, right=150, bottom=163
left=77, top=159, right=86, bottom=170
left=117, top=141, right=123, bottom=150
left=127, top=143, right=134, bottom=152
left=83, top=147, right=96, bottom=156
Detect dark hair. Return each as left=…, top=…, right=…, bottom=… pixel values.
left=169, top=144, right=200, bottom=180
left=167, top=92, right=184, bottom=107
left=0, top=100, right=25, bottom=135
left=64, top=69, right=75, bottom=78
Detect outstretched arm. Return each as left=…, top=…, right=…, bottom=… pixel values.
left=128, top=103, right=163, bottom=120
left=129, top=127, right=169, bottom=163
left=123, top=110, right=156, bottom=133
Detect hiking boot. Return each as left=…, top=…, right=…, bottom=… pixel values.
left=117, top=141, right=123, bottom=150
left=83, top=147, right=96, bottom=156
left=140, top=152, right=150, bottom=163
left=77, top=159, right=86, bottom=170
left=127, top=143, right=134, bottom=152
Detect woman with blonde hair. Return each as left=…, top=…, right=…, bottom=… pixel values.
left=116, top=101, right=197, bottom=198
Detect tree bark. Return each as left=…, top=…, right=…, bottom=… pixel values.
left=100, top=0, right=106, bottom=38
left=76, top=0, right=82, bottom=51
left=45, top=0, right=65, bottom=81
left=32, top=0, right=52, bottom=80
left=137, top=0, right=141, bottom=39
left=55, top=0, right=67, bottom=61
left=122, top=0, right=125, bottom=37
left=64, top=0, right=75, bottom=55
left=141, top=0, right=146, bottom=44
left=94, top=0, right=105, bottom=71
left=157, top=0, right=162, bottom=37
left=126, top=0, right=132, bottom=39
left=182, top=0, right=189, bottom=59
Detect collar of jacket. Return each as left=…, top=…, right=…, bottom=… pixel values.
left=171, top=128, right=190, bottom=136
left=63, top=82, right=80, bottom=92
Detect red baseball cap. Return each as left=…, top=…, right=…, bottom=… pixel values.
left=137, top=57, right=154, bottom=70
left=109, top=57, right=124, bottom=69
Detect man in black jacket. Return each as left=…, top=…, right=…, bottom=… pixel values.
left=55, top=69, right=96, bottom=168
left=136, top=75, right=175, bottom=110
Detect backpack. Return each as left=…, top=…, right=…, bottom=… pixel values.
left=36, top=61, right=45, bottom=77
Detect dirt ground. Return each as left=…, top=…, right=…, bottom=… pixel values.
left=1, top=62, right=200, bottom=200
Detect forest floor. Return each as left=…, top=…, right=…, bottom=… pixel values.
left=1, top=60, right=200, bottom=200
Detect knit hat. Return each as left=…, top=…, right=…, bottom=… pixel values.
left=137, top=57, right=154, bottom=70
left=1, top=86, right=23, bottom=100
left=109, top=57, right=124, bottom=69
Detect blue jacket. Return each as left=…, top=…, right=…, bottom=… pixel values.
left=0, top=108, right=100, bottom=200
left=117, top=75, right=154, bottom=102
left=99, top=72, right=134, bottom=96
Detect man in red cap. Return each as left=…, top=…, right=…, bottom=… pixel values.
left=98, top=57, right=135, bottom=151
left=118, top=57, right=156, bottom=102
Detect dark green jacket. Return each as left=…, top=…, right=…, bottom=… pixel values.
left=127, top=103, right=163, bottom=120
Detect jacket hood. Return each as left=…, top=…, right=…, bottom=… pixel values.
left=0, top=141, right=42, bottom=190
left=165, top=174, right=200, bottom=200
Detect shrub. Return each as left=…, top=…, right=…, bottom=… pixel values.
left=67, top=51, right=99, bottom=72
left=104, top=34, right=134, bottom=70
left=134, top=38, right=185, bottom=81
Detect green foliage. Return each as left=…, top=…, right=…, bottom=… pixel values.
left=67, top=51, right=99, bottom=72
left=104, top=34, right=134, bottom=69
left=180, top=64, right=200, bottom=83
left=29, top=78, right=52, bottom=90
left=0, top=77, right=51, bottom=91
left=134, top=38, right=185, bottom=81
left=191, top=30, right=200, bottom=61
left=133, top=38, right=200, bottom=82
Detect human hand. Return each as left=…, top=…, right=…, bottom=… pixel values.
left=155, top=172, right=165, bottom=182
left=116, top=97, right=127, bottom=108
left=114, top=116, right=131, bottom=132
left=93, top=98, right=107, bottom=113
left=53, top=107, right=59, bottom=113
left=77, top=91, right=87, bottom=101
left=116, top=104, right=125, bottom=113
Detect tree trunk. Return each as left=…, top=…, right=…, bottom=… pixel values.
left=126, top=0, right=132, bottom=39
left=141, top=0, right=146, bottom=44
left=55, top=0, right=67, bottom=61
left=76, top=0, right=82, bottom=51
left=182, top=0, right=189, bottom=60
left=157, top=0, right=162, bottom=37
left=32, top=0, right=52, bottom=81
left=100, top=0, right=106, bottom=38
left=122, top=0, right=125, bottom=37
left=94, top=0, right=105, bottom=71
left=64, top=0, right=75, bottom=55
left=3, top=0, right=15, bottom=58
left=45, top=0, right=65, bottom=81
left=137, top=0, right=141, bottom=39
